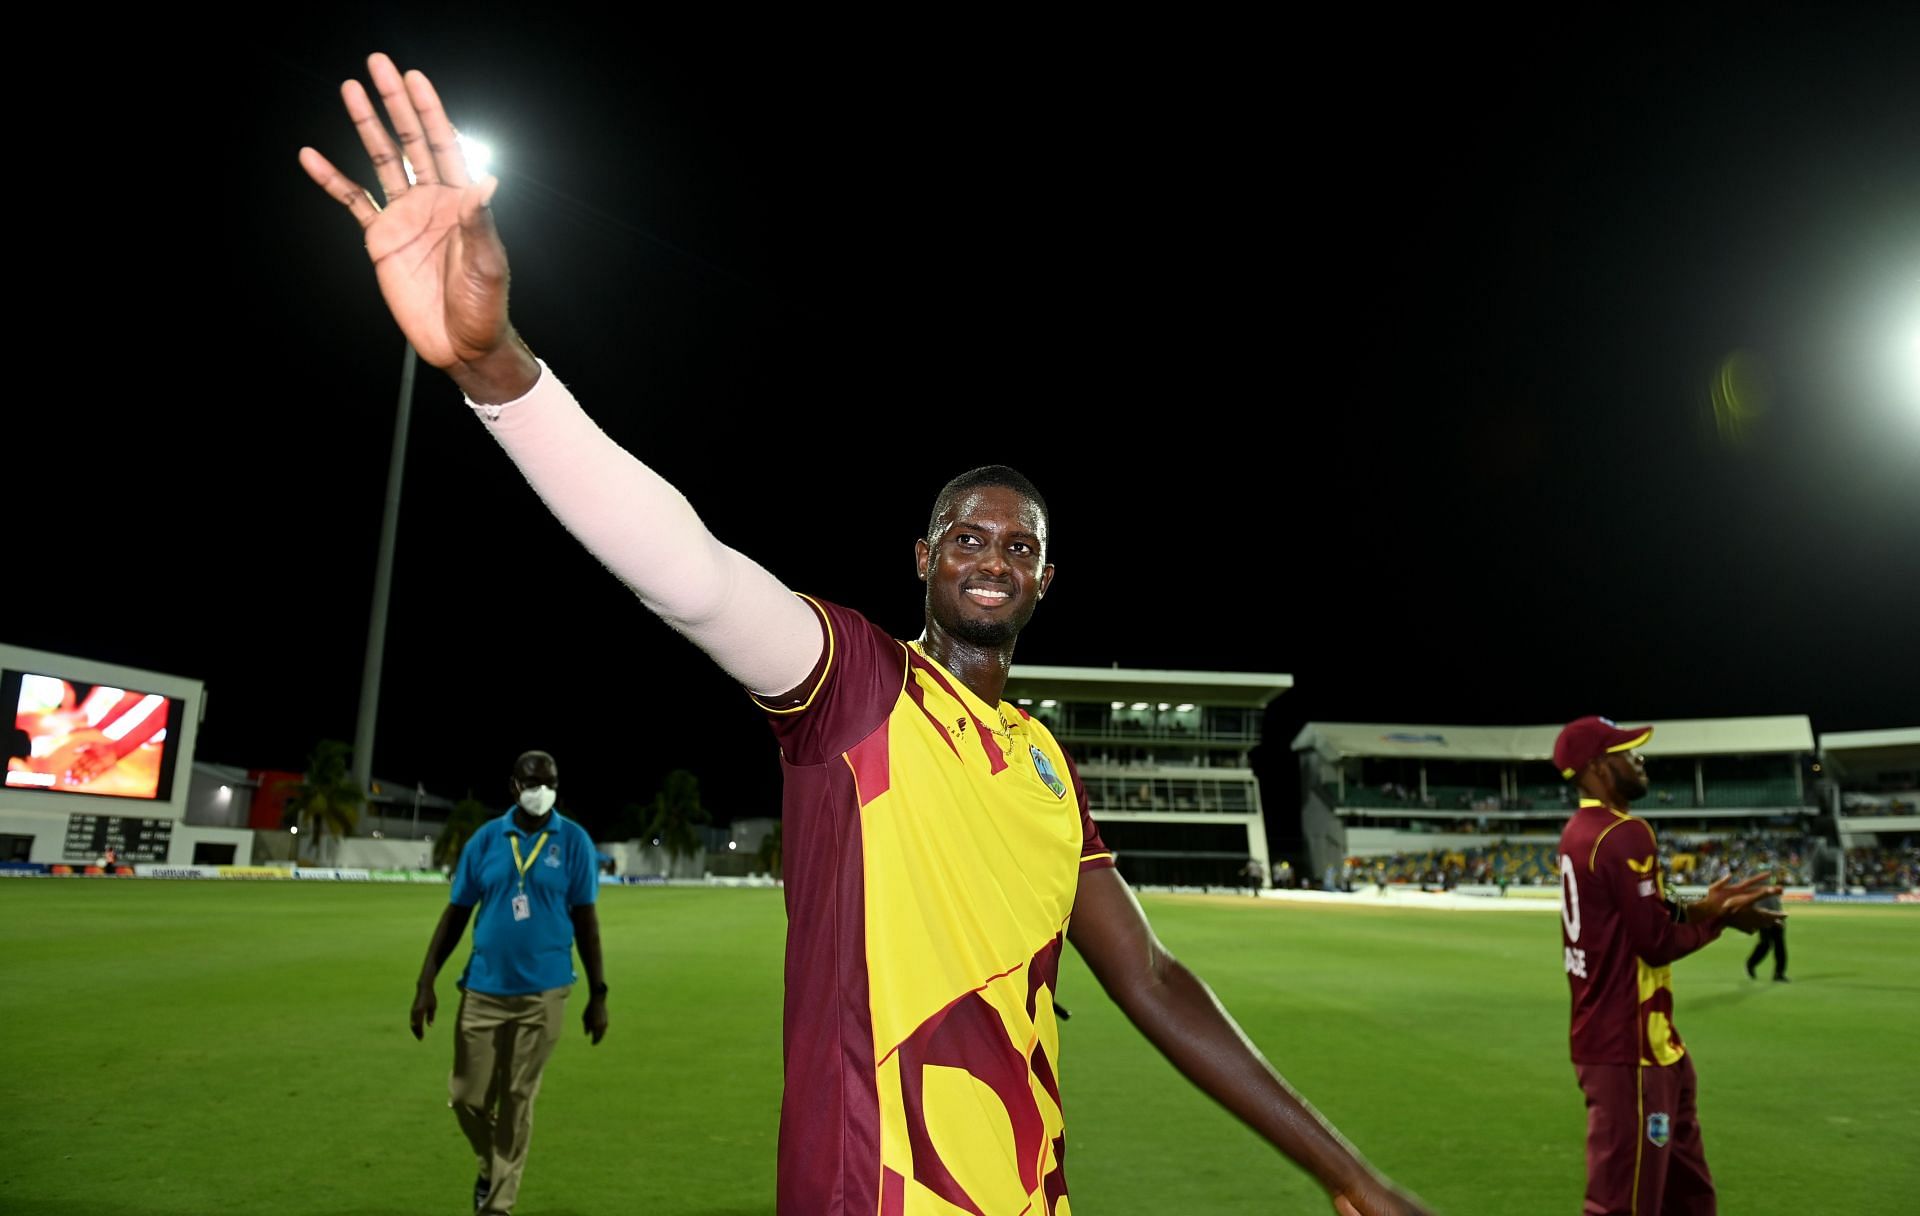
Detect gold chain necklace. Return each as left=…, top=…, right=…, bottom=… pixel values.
left=986, top=710, right=1017, bottom=744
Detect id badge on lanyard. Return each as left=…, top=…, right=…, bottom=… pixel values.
left=509, top=831, right=548, bottom=924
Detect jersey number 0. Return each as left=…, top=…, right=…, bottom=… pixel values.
left=1559, top=852, right=1581, bottom=942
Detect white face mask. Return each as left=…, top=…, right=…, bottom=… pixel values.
left=518, top=786, right=557, bottom=817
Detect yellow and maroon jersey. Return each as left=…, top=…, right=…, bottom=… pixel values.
left=1557, top=799, right=1723, bottom=1066
left=755, top=597, right=1113, bottom=1216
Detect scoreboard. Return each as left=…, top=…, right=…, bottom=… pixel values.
left=63, top=814, right=173, bottom=863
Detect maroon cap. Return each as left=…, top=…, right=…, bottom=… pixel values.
left=1554, top=716, right=1653, bottom=779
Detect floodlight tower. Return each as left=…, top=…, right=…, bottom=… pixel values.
left=352, top=135, right=494, bottom=799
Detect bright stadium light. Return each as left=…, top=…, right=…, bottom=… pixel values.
left=1905, top=322, right=1920, bottom=408
left=456, top=133, right=493, bottom=177
left=400, top=134, right=491, bottom=186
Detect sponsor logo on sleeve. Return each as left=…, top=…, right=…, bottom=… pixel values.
left=1628, top=854, right=1658, bottom=897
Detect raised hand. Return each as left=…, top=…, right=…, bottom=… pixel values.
left=42, top=730, right=112, bottom=786
left=299, top=54, right=533, bottom=397
left=61, top=740, right=122, bottom=786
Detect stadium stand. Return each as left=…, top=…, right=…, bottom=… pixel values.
left=1846, top=844, right=1920, bottom=891
left=1293, top=717, right=1828, bottom=892
left=1658, top=832, right=1819, bottom=887
left=1820, top=727, right=1920, bottom=894
left=1364, top=840, right=1561, bottom=888
left=1004, top=665, right=1292, bottom=889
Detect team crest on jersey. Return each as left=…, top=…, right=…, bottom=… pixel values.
left=1029, top=745, right=1068, bottom=799
left=545, top=848, right=562, bottom=867
left=1646, top=1112, right=1671, bottom=1148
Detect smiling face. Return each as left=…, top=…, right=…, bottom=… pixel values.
left=915, top=484, right=1055, bottom=650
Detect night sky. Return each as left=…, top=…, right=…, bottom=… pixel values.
left=21, top=8, right=1917, bottom=834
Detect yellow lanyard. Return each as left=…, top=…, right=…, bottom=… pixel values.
left=508, top=832, right=548, bottom=894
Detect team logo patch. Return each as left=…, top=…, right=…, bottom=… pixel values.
left=545, top=849, right=562, bottom=867
left=1647, top=1112, right=1671, bottom=1148
left=1029, top=745, right=1068, bottom=799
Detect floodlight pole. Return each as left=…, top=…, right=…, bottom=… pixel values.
left=350, top=141, right=491, bottom=801
left=353, top=342, right=418, bottom=798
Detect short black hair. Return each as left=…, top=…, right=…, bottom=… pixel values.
left=926, top=465, right=1051, bottom=545
left=514, top=750, right=556, bottom=774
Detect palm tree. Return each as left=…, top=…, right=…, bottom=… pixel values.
left=434, top=795, right=494, bottom=869
left=644, top=770, right=711, bottom=867
left=284, top=740, right=363, bottom=864
left=617, top=800, right=649, bottom=844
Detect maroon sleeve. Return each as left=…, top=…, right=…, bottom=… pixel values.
left=751, top=596, right=906, bottom=767
left=1060, top=747, right=1114, bottom=872
left=1601, top=819, right=1722, bottom=966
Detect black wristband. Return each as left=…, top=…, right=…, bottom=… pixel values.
left=589, top=982, right=609, bottom=997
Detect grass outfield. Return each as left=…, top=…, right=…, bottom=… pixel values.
left=2, top=883, right=1915, bottom=1215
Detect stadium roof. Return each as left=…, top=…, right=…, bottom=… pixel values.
left=1818, top=727, right=1920, bottom=775
left=1291, top=716, right=1816, bottom=763
left=1004, top=665, right=1292, bottom=708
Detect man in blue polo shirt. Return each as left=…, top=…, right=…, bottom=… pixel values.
left=411, top=750, right=607, bottom=1215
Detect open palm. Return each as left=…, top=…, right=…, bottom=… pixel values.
left=1693, top=871, right=1780, bottom=922
left=298, top=53, right=509, bottom=371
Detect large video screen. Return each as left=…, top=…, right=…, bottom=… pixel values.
left=4, top=670, right=184, bottom=801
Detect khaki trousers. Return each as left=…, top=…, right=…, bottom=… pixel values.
left=450, top=985, right=570, bottom=1215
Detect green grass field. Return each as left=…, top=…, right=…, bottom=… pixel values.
left=2, top=882, right=1914, bottom=1215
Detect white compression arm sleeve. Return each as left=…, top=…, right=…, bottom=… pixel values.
left=468, top=361, right=824, bottom=697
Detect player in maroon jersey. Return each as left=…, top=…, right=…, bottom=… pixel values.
left=1554, top=716, right=1782, bottom=1216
